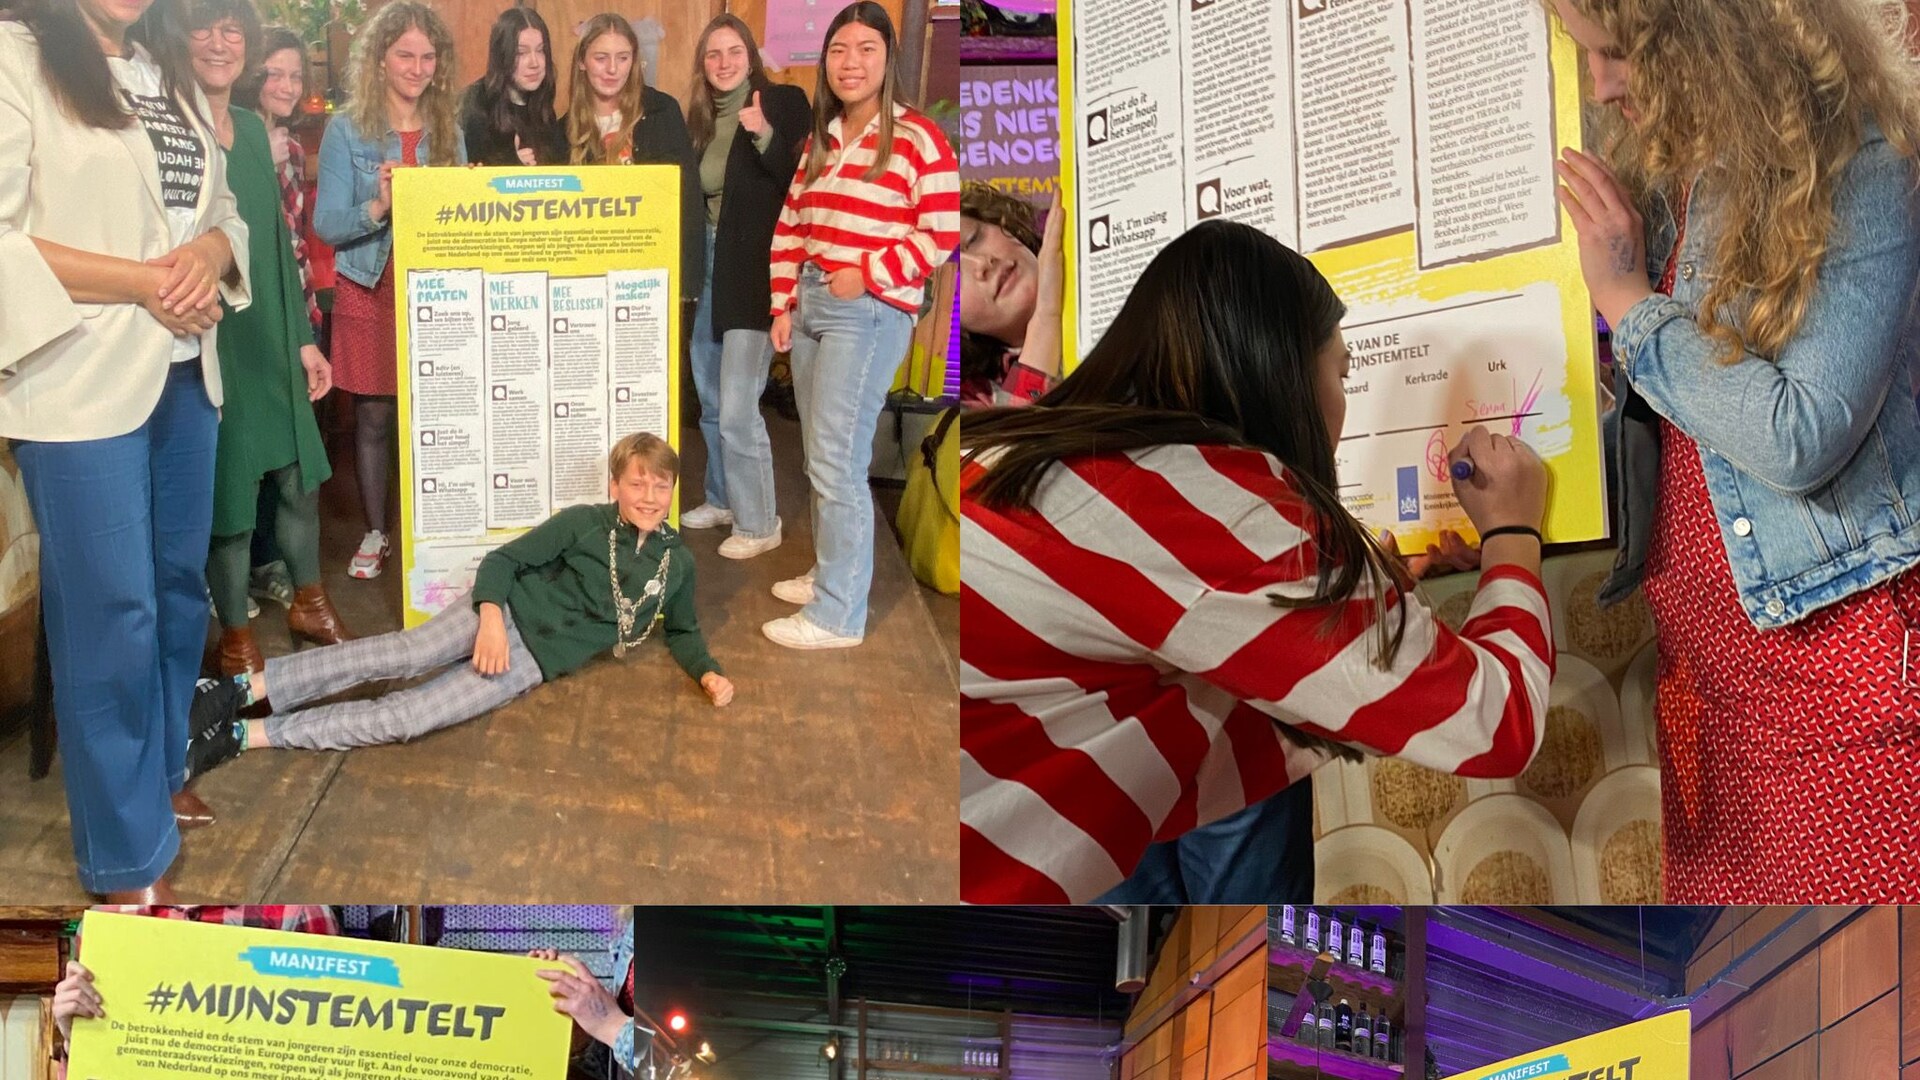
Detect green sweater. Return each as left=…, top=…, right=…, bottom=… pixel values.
left=469, top=504, right=719, bottom=683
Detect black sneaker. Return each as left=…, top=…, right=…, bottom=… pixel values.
left=186, top=716, right=245, bottom=781
left=190, top=677, right=247, bottom=740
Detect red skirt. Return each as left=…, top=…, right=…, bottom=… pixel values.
left=1643, top=419, right=1920, bottom=902
left=330, top=260, right=398, bottom=397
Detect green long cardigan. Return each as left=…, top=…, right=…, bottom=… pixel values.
left=211, top=106, right=330, bottom=537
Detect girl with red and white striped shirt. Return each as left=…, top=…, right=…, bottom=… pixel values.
left=961, top=221, right=1557, bottom=903
left=761, top=0, right=960, bottom=650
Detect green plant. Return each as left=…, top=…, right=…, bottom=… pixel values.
left=258, top=0, right=368, bottom=48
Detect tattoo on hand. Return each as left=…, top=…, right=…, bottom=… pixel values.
left=1608, top=235, right=1638, bottom=276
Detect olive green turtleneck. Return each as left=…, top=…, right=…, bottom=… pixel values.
left=701, top=81, right=773, bottom=225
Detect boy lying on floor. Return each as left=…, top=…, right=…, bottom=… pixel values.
left=188, top=432, right=733, bottom=775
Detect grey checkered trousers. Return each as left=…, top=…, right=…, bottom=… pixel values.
left=261, top=592, right=544, bottom=750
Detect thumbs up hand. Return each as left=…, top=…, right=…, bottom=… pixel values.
left=739, top=89, right=770, bottom=136
left=515, top=133, right=537, bottom=165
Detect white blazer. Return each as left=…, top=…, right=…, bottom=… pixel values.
left=0, top=22, right=251, bottom=442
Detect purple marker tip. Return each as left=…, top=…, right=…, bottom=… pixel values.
left=1450, top=459, right=1475, bottom=481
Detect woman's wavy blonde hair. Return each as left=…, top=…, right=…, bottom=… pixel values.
left=1559, top=0, right=1920, bottom=363
left=341, top=1, right=460, bottom=166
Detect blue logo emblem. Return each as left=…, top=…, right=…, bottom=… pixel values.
left=237, top=947, right=403, bottom=987
left=1396, top=466, right=1420, bottom=522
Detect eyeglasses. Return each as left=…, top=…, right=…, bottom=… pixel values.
left=189, top=24, right=247, bottom=44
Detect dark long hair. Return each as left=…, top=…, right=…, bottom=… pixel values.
left=965, top=221, right=1404, bottom=736
left=467, top=4, right=556, bottom=150
left=12, top=0, right=197, bottom=129
left=805, top=1, right=900, bottom=183
left=235, top=24, right=304, bottom=114
left=686, top=13, right=770, bottom=156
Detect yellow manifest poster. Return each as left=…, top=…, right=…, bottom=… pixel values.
left=65, top=912, right=571, bottom=1080
left=1443, top=1010, right=1690, bottom=1080
left=389, top=166, right=682, bottom=627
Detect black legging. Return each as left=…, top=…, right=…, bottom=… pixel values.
left=355, top=394, right=397, bottom=533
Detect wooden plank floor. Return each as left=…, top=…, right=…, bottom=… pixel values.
left=0, top=403, right=958, bottom=901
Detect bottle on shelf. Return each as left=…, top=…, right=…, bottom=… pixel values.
left=1370, top=925, right=1388, bottom=975
left=1334, top=998, right=1354, bottom=1052
left=1279, top=904, right=1298, bottom=947
left=1327, top=912, right=1345, bottom=964
left=1354, top=1006, right=1372, bottom=1059
left=1347, top=922, right=1366, bottom=969
left=1296, top=1001, right=1318, bottom=1048
left=1305, top=908, right=1323, bottom=954
left=1375, top=1015, right=1392, bottom=1062
left=1317, top=1000, right=1335, bottom=1047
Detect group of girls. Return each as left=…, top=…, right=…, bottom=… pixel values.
left=0, top=0, right=954, bottom=899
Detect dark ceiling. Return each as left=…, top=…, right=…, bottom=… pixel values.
left=633, top=907, right=1144, bottom=1023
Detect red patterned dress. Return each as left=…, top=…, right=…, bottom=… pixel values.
left=328, top=128, right=422, bottom=396
left=1640, top=194, right=1920, bottom=902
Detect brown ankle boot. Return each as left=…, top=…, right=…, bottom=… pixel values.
left=218, top=625, right=264, bottom=679
left=287, top=584, right=352, bottom=646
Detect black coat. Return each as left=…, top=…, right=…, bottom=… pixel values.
left=704, top=81, right=810, bottom=338
left=458, top=82, right=568, bottom=167
left=627, top=85, right=706, bottom=306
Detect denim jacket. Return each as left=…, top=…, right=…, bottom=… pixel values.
left=313, top=111, right=466, bottom=287
left=1598, top=121, right=1920, bottom=629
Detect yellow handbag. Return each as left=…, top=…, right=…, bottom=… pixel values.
left=897, top=407, right=961, bottom=596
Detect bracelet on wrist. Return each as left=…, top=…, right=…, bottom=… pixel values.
left=1479, top=525, right=1543, bottom=544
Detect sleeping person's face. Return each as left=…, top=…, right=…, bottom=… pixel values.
left=959, top=214, right=1040, bottom=346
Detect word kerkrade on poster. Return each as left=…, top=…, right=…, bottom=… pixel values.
left=1058, top=0, right=1606, bottom=545
left=65, top=912, right=571, bottom=1080
left=1443, top=1010, right=1689, bottom=1080
left=391, top=167, right=681, bottom=627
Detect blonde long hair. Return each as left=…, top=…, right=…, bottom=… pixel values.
left=567, top=14, right=645, bottom=164
left=341, top=1, right=459, bottom=166
left=805, top=1, right=902, bottom=183
left=1560, top=0, right=1920, bottom=363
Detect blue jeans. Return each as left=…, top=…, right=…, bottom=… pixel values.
left=14, top=362, right=218, bottom=893
left=688, top=225, right=779, bottom=538
left=788, top=264, right=915, bottom=637
left=1092, top=780, right=1315, bottom=903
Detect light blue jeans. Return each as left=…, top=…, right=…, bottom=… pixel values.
left=789, top=263, right=915, bottom=637
left=689, top=225, right=780, bottom=538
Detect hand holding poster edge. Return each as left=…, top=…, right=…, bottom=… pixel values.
left=67, top=911, right=574, bottom=1080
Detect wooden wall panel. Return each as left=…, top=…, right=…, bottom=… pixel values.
left=1821, top=907, right=1899, bottom=1027
left=1904, top=908, right=1920, bottom=1067
left=1728, top=950, right=1819, bottom=1077
left=1819, top=992, right=1901, bottom=1080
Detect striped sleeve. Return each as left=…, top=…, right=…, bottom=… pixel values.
left=860, top=118, right=960, bottom=296
left=767, top=145, right=811, bottom=317
left=1161, top=548, right=1554, bottom=779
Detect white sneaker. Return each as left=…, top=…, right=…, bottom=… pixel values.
left=762, top=613, right=862, bottom=650
left=771, top=569, right=816, bottom=605
left=348, top=529, right=389, bottom=579
left=680, top=503, right=734, bottom=529
left=718, top=520, right=783, bottom=560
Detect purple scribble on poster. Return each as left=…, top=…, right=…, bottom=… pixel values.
left=763, top=0, right=830, bottom=68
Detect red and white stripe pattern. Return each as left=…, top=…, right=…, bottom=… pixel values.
left=768, top=104, right=960, bottom=316
left=960, top=442, right=1555, bottom=902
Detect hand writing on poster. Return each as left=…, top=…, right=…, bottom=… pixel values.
left=1554, top=147, right=1653, bottom=327
left=301, top=344, right=332, bottom=400
left=771, top=312, right=793, bottom=352
left=826, top=268, right=866, bottom=300
left=52, top=961, right=103, bottom=1041
left=739, top=91, right=769, bottom=137
left=531, top=950, right=627, bottom=1049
